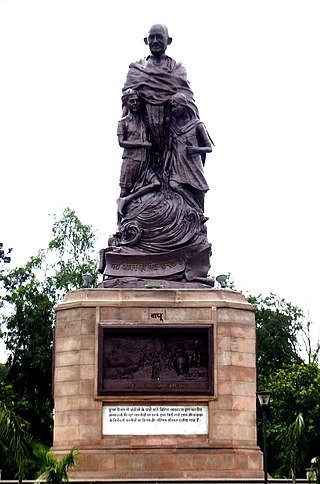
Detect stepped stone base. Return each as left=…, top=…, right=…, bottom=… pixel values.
left=53, top=288, right=263, bottom=479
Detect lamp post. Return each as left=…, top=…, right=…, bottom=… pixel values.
left=215, top=274, right=228, bottom=288
left=257, top=391, right=271, bottom=484
left=82, top=273, right=93, bottom=288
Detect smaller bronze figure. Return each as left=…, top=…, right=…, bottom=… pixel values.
left=117, top=89, right=160, bottom=220
left=167, top=93, right=212, bottom=213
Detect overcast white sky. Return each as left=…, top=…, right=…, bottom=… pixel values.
left=1, top=0, right=320, bottom=362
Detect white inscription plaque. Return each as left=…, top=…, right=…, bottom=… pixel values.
left=103, top=405, right=208, bottom=435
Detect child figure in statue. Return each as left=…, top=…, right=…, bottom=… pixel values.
left=117, top=89, right=160, bottom=219
left=168, top=92, right=213, bottom=213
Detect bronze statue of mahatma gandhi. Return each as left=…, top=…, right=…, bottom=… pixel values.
left=99, top=24, right=214, bottom=288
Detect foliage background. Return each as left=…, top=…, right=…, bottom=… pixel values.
left=1, top=209, right=320, bottom=479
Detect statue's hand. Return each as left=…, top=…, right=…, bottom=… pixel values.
left=186, top=145, right=198, bottom=156
left=117, top=197, right=127, bottom=217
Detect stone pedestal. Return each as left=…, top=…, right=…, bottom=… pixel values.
left=53, top=288, right=263, bottom=479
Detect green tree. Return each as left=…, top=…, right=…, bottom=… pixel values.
left=276, top=412, right=307, bottom=484
left=0, top=254, right=54, bottom=445
left=47, top=207, right=98, bottom=294
left=262, top=363, right=320, bottom=478
left=0, top=362, right=8, bottom=382
left=36, top=447, right=78, bottom=484
left=249, top=293, right=303, bottom=379
left=0, top=401, right=34, bottom=483
left=248, top=293, right=320, bottom=478
left=299, top=317, right=320, bottom=365
left=0, top=207, right=98, bottom=478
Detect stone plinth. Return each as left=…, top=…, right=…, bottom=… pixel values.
left=53, top=288, right=263, bottom=479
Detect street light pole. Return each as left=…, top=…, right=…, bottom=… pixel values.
left=257, top=391, right=271, bottom=484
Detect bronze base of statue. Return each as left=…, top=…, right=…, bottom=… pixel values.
left=99, top=189, right=213, bottom=289
left=99, top=276, right=214, bottom=289
left=99, top=242, right=213, bottom=288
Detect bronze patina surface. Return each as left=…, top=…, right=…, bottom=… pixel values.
left=99, top=24, right=214, bottom=288
left=98, top=324, right=213, bottom=395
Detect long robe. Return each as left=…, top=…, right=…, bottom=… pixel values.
left=170, top=120, right=209, bottom=192
left=123, top=56, right=198, bottom=152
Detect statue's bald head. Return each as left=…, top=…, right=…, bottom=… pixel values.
left=144, top=24, right=172, bottom=53
left=147, top=24, right=169, bottom=38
